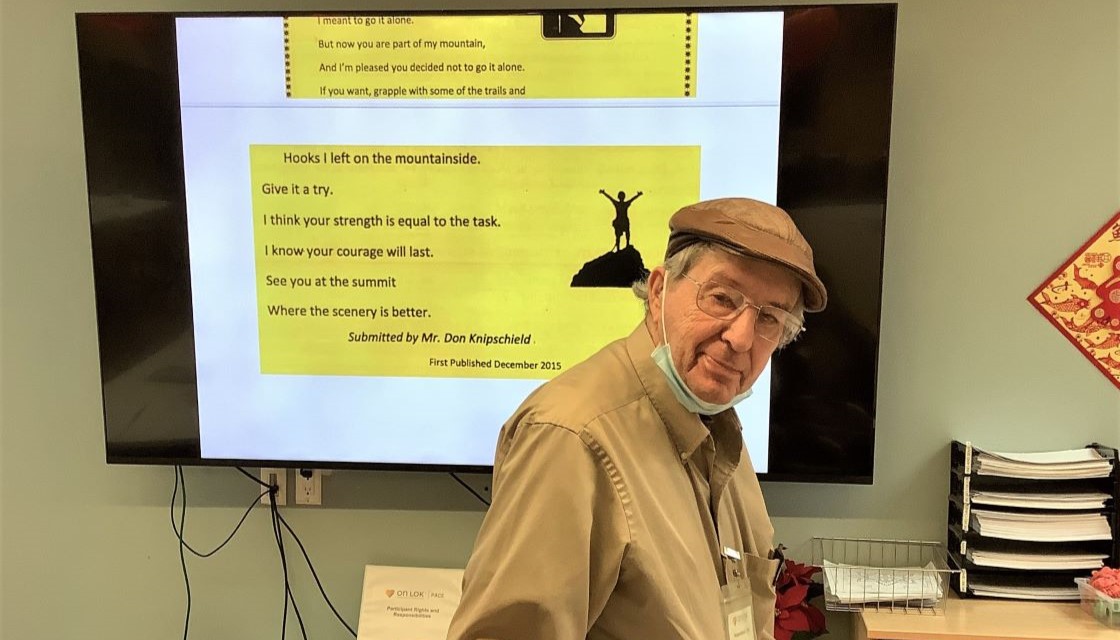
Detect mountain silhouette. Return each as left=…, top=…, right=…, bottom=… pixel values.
left=571, top=245, right=648, bottom=287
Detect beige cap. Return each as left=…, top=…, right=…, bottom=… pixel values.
left=665, top=197, right=827, bottom=312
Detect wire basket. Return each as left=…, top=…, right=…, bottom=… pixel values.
left=810, top=537, right=958, bottom=614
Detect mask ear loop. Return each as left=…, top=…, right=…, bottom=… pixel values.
left=659, top=269, right=671, bottom=349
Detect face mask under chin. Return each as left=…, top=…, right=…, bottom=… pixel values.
left=650, top=271, right=753, bottom=415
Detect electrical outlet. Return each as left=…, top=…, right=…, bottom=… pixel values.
left=260, top=468, right=286, bottom=506
left=295, top=469, right=322, bottom=505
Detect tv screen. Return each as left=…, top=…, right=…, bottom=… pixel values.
left=77, top=5, right=895, bottom=483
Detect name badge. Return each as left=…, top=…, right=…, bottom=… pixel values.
left=720, top=579, right=756, bottom=640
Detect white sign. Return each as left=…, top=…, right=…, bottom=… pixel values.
left=357, top=565, right=465, bottom=640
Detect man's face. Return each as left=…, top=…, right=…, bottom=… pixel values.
left=649, top=250, right=801, bottom=405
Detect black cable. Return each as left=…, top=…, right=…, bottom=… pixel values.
left=450, top=472, right=491, bottom=506
left=172, top=466, right=192, bottom=640
left=172, top=466, right=268, bottom=639
left=276, top=512, right=358, bottom=636
left=171, top=487, right=268, bottom=558
left=243, top=465, right=354, bottom=636
left=270, top=494, right=308, bottom=640
left=170, top=466, right=355, bottom=639
left=236, top=465, right=273, bottom=489
left=238, top=465, right=305, bottom=639
left=270, top=497, right=291, bottom=638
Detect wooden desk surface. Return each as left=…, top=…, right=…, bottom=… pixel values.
left=853, top=596, right=1117, bottom=640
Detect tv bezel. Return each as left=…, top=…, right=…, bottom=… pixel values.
left=77, top=4, right=895, bottom=483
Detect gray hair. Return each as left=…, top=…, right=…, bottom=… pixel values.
left=632, top=241, right=807, bottom=347
left=632, top=242, right=712, bottom=309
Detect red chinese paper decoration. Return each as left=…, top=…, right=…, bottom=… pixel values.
left=1028, top=210, right=1120, bottom=389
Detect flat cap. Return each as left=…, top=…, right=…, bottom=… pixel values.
left=666, top=197, right=827, bottom=312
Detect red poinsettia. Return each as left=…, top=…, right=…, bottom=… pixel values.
left=773, top=559, right=827, bottom=640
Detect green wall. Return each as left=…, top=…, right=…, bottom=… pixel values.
left=2, top=1, right=1118, bottom=638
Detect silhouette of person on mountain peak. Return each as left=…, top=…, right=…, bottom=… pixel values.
left=599, top=189, right=643, bottom=252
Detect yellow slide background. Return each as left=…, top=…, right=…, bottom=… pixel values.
left=251, top=144, right=699, bottom=378
left=285, top=14, right=694, bottom=99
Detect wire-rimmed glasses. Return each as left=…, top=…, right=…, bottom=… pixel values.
left=679, top=273, right=803, bottom=345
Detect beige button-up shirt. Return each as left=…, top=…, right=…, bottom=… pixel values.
left=448, top=324, right=779, bottom=640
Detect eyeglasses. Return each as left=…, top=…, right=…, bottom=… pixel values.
left=679, top=273, right=803, bottom=345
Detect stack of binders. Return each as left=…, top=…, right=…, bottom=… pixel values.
left=947, top=440, right=1119, bottom=600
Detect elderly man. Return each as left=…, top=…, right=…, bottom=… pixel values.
left=447, top=198, right=827, bottom=640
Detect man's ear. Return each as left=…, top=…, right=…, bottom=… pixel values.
left=648, top=266, right=667, bottom=317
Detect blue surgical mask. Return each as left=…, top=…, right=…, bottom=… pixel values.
left=651, top=273, right=753, bottom=415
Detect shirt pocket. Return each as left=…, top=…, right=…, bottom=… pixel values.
left=742, top=550, right=780, bottom=639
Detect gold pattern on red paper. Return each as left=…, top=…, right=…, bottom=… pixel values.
left=1029, top=211, right=1120, bottom=389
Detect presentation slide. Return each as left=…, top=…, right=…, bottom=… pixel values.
left=283, top=14, right=690, bottom=100
left=175, top=12, right=783, bottom=467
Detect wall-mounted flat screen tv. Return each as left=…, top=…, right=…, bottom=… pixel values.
left=76, top=4, right=895, bottom=483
